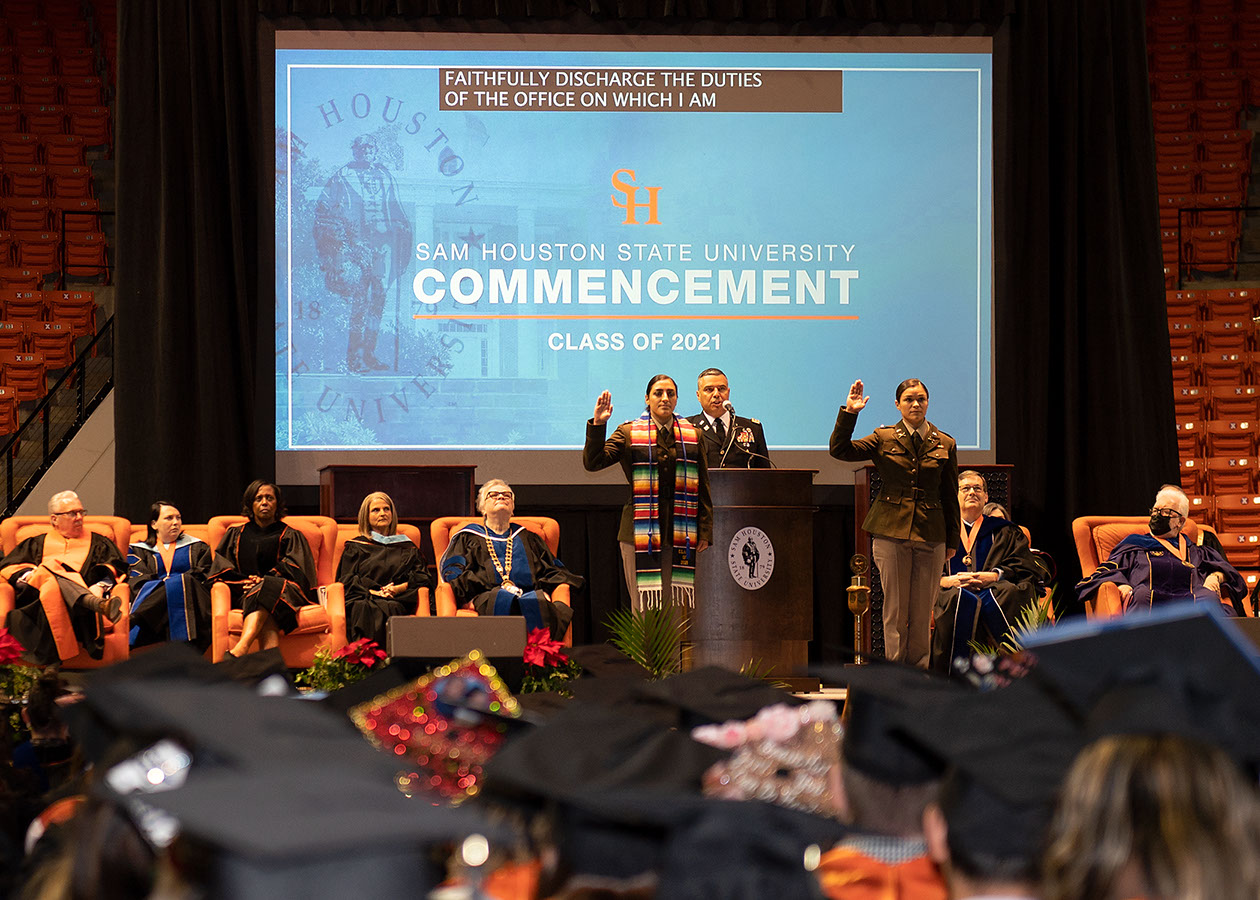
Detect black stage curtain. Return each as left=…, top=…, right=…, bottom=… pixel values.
left=115, top=0, right=1169, bottom=621
left=993, top=2, right=1174, bottom=599
left=115, top=2, right=268, bottom=522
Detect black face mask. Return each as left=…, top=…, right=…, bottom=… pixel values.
left=1149, top=512, right=1178, bottom=536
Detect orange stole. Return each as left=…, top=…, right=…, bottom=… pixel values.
left=816, top=846, right=947, bottom=900
left=2, top=534, right=98, bottom=661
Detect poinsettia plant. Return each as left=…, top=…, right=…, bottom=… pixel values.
left=520, top=628, right=580, bottom=694
left=294, top=638, right=388, bottom=693
left=0, top=627, right=36, bottom=738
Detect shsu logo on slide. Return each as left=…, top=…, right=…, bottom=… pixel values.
left=611, top=169, right=662, bottom=225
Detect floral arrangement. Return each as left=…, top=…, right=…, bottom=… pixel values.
left=519, top=628, right=580, bottom=694
left=294, top=638, right=388, bottom=693
left=0, top=627, right=36, bottom=737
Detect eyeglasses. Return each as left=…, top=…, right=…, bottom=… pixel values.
left=959, top=485, right=986, bottom=494
left=485, top=491, right=514, bottom=501
left=53, top=509, right=86, bottom=518
left=1149, top=507, right=1183, bottom=517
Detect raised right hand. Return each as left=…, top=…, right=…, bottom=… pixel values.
left=593, top=390, right=613, bottom=425
left=845, top=379, right=869, bottom=413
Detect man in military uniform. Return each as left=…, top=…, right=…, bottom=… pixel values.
left=687, top=368, right=771, bottom=469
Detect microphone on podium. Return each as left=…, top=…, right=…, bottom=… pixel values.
left=718, top=400, right=738, bottom=467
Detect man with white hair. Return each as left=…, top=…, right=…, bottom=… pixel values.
left=1, top=490, right=126, bottom=664
left=1076, top=484, right=1245, bottom=614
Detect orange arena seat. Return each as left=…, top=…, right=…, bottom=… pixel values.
left=40, top=133, right=84, bottom=166
left=51, top=198, right=99, bottom=233
left=0, top=268, right=45, bottom=290
left=13, top=230, right=57, bottom=272
left=0, top=131, right=38, bottom=164
left=62, top=231, right=106, bottom=281
left=2, top=197, right=51, bottom=231
left=46, top=289, right=93, bottom=336
left=1206, top=455, right=1259, bottom=493
left=47, top=164, right=91, bottom=199
left=0, top=289, right=43, bottom=322
left=5, top=164, right=46, bottom=198
left=0, top=349, right=45, bottom=403
left=27, top=321, right=73, bottom=369
left=1204, top=419, right=1258, bottom=456
left=1215, top=494, right=1260, bottom=532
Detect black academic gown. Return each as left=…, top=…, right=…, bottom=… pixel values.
left=930, top=516, right=1043, bottom=673
left=336, top=535, right=432, bottom=645
left=127, top=537, right=230, bottom=650
left=1, top=531, right=125, bottom=665
left=440, top=524, right=583, bottom=641
left=215, top=522, right=317, bottom=633
left=1076, top=532, right=1246, bottom=615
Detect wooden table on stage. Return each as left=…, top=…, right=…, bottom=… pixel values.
left=692, top=469, right=817, bottom=675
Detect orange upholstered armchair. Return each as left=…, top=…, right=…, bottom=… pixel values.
left=0, top=514, right=132, bottom=668
left=330, top=522, right=430, bottom=617
left=1072, top=515, right=1220, bottom=618
left=429, top=516, right=571, bottom=642
left=208, top=514, right=347, bottom=666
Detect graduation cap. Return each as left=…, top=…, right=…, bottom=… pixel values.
left=69, top=666, right=507, bottom=899
left=821, top=662, right=963, bottom=785
left=895, top=678, right=1085, bottom=866
left=476, top=703, right=729, bottom=881
left=635, top=665, right=801, bottom=727
left=1021, top=602, right=1260, bottom=767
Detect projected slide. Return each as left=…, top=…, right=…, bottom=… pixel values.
left=275, top=36, right=992, bottom=451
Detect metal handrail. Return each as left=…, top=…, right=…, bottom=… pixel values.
left=0, top=315, right=114, bottom=515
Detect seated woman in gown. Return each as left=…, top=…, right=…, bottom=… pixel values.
left=1076, top=484, right=1245, bottom=615
left=127, top=501, right=227, bottom=651
left=215, top=480, right=317, bottom=658
left=1, top=489, right=126, bottom=666
left=336, top=491, right=432, bottom=645
left=438, top=479, right=583, bottom=641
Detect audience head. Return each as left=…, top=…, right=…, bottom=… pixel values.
left=696, top=367, right=730, bottom=419
left=145, top=501, right=183, bottom=546
left=48, top=490, right=86, bottom=539
left=23, top=670, right=69, bottom=737
left=894, top=378, right=929, bottom=427
left=644, top=374, right=678, bottom=423
left=1150, top=484, right=1189, bottom=540
left=357, top=491, right=398, bottom=537
left=836, top=665, right=951, bottom=836
left=1042, top=733, right=1260, bottom=900
left=241, top=480, right=284, bottom=526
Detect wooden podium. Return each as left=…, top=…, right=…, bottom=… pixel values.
left=692, top=469, right=817, bottom=675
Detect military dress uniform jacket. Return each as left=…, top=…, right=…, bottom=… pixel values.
left=686, top=413, right=771, bottom=469
left=829, top=410, right=961, bottom=550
